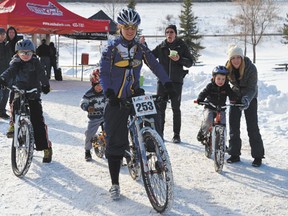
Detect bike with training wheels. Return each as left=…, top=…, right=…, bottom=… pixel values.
left=195, top=100, right=243, bottom=173
left=9, top=86, right=37, bottom=177
left=124, top=95, right=174, bottom=213
left=91, top=122, right=106, bottom=158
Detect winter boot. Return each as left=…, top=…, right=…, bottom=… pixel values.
left=85, top=150, right=92, bottom=161
left=172, top=134, right=181, bottom=143
left=6, top=123, right=14, bottom=138
left=43, top=147, right=53, bottom=163
left=109, top=184, right=120, bottom=200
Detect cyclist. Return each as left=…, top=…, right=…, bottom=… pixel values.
left=99, top=8, right=176, bottom=200
left=80, top=68, right=106, bottom=161
left=196, top=66, right=237, bottom=143
left=0, top=39, right=52, bottom=163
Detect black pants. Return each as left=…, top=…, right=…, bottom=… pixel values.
left=228, top=98, right=264, bottom=158
left=13, top=98, right=49, bottom=151
left=157, top=82, right=182, bottom=137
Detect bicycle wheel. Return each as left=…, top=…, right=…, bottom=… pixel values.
left=127, top=130, right=141, bottom=180
left=140, top=129, right=174, bottom=213
left=11, top=118, right=34, bottom=177
left=92, top=136, right=105, bottom=158
left=204, top=134, right=212, bottom=158
left=212, top=126, right=225, bottom=173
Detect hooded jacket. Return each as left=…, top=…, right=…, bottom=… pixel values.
left=152, top=37, right=193, bottom=83
left=100, top=35, right=170, bottom=98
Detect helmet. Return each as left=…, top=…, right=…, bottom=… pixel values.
left=212, top=65, right=228, bottom=76
left=117, top=8, right=141, bottom=26
left=15, top=39, right=35, bottom=52
left=90, top=69, right=100, bottom=85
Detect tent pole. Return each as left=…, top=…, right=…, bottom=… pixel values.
left=76, top=39, right=78, bottom=78
left=72, top=39, right=75, bottom=77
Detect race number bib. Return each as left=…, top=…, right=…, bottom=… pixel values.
left=132, top=95, right=157, bottom=116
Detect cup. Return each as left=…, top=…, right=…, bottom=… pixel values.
left=169, top=50, right=178, bottom=57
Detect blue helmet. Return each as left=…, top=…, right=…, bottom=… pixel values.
left=15, top=39, right=35, bottom=52
left=212, top=65, right=228, bottom=76
left=117, top=8, right=141, bottom=26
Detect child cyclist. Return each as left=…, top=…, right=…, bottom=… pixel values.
left=80, top=68, right=106, bottom=161
left=0, top=39, right=52, bottom=163
left=196, top=65, right=238, bottom=143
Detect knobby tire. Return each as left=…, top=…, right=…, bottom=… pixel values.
left=213, top=126, right=225, bottom=173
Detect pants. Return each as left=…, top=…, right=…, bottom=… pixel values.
left=40, top=56, right=51, bottom=79
left=0, top=88, right=9, bottom=114
left=228, top=98, right=264, bottom=158
left=84, top=117, right=103, bottom=151
left=200, top=108, right=226, bottom=137
left=157, top=82, right=183, bottom=137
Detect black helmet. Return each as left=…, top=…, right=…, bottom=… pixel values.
left=15, top=39, right=35, bottom=52
left=212, top=65, right=228, bottom=76
left=117, top=8, right=141, bottom=26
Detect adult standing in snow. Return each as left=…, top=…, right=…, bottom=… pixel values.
left=49, top=42, right=57, bottom=78
left=147, top=24, right=193, bottom=143
left=6, top=26, right=19, bottom=56
left=36, top=39, right=51, bottom=79
left=225, top=45, right=264, bottom=167
left=100, top=8, right=175, bottom=200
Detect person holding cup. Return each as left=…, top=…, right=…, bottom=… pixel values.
left=151, top=24, right=193, bottom=143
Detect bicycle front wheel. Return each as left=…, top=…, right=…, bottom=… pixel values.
left=140, top=129, right=174, bottom=213
left=11, top=118, right=34, bottom=177
left=212, top=126, right=226, bottom=173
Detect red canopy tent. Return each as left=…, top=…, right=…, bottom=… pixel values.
left=0, top=0, right=110, bottom=34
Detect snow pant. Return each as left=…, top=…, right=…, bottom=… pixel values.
left=200, top=108, right=226, bottom=137
left=12, top=97, right=50, bottom=151
left=50, top=57, right=57, bottom=77
left=104, top=102, right=131, bottom=186
left=0, top=87, right=9, bottom=115
left=228, top=98, right=264, bottom=158
left=157, top=82, right=183, bottom=137
left=40, top=56, right=51, bottom=79
left=84, top=117, right=103, bottom=151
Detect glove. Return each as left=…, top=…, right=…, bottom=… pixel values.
left=42, top=85, right=50, bottom=94
left=134, top=88, right=145, bottom=96
left=87, top=106, right=95, bottom=112
left=240, top=96, right=250, bottom=110
left=105, top=88, right=120, bottom=106
left=164, top=82, right=177, bottom=99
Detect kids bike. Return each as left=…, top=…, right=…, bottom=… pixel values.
left=195, top=100, right=243, bottom=173
left=125, top=95, right=174, bottom=213
left=10, top=86, right=37, bottom=177
left=91, top=122, right=106, bottom=158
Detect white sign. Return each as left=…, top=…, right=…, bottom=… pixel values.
left=132, top=95, right=157, bottom=117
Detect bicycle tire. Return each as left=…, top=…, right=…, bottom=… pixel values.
left=139, top=129, right=174, bottom=213
left=127, top=130, right=141, bottom=180
left=204, top=134, right=212, bottom=158
left=92, top=136, right=105, bottom=158
left=11, top=118, right=34, bottom=177
left=213, top=126, right=225, bottom=173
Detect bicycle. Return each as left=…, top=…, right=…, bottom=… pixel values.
left=195, top=100, right=243, bottom=173
left=124, top=95, right=174, bottom=213
left=9, top=86, right=37, bottom=177
left=91, top=122, right=106, bottom=158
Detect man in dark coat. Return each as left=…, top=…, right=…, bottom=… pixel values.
left=36, top=39, right=51, bottom=79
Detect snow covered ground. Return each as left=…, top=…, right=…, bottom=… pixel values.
left=0, top=2, right=288, bottom=216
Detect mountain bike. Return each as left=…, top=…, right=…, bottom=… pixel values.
left=195, top=100, right=243, bottom=173
left=92, top=122, right=106, bottom=158
left=10, top=86, right=37, bottom=177
left=125, top=95, right=173, bottom=213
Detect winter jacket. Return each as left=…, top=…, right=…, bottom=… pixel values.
left=0, top=41, right=12, bottom=74
left=0, top=55, right=49, bottom=99
left=6, top=26, right=19, bottom=56
left=152, top=37, right=193, bottom=83
left=197, top=80, right=238, bottom=111
left=80, top=87, right=106, bottom=119
left=100, top=35, right=170, bottom=98
left=228, top=57, right=258, bottom=103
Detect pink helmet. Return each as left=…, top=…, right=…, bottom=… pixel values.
left=90, top=69, right=100, bottom=85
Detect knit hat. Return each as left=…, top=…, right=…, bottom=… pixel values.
left=165, top=24, right=177, bottom=35
left=227, top=44, right=244, bottom=59
left=0, top=28, right=6, bottom=34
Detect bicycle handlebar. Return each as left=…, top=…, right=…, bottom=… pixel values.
left=8, top=85, right=38, bottom=95
left=194, top=100, right=244, bottom=109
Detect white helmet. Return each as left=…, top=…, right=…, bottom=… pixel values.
left=117, top=8, right=141, bottom=26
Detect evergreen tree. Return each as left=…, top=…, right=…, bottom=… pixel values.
left=127, top=0, right=136, bottom=10
left=283, top=13, right=288, bottom=44
left=179, top=0, right=204, bottom=62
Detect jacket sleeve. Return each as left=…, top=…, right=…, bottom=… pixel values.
left=197, top=84, right=209, bottom=101
left=99, top=43, right=114, bottom=93
left=177, top=40, right=194, bottom=68
left=35, top=58, right=49, bottom=86
left=80, top=96, right=89, bottom=111
left=243, top=64, right=258, bottom=102
left=0, top=59, right=19, bottom=85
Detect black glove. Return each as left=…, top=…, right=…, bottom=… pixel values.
left=105, top=88, right=120, bottom=106
left=134, top=88, right=145, bottom=96
left=164, top=82, right=177, bottom=99
left=240, top=96, right=250, bottom=110
left=42, top=85, right=50, bottom=94
left=0, top=77, right=7, bottom=89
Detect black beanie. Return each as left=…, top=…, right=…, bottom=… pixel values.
left=165, top=24, right=177, bottom=35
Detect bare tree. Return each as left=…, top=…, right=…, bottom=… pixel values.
left=103, top=0, right=126, bottom=21
left=232, top=0, right=279, bottom=63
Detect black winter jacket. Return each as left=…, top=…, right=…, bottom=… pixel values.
left=152, top=38, right=193, bottom=83
left=197, top=80, right=238, bottom=111
left=0, top=42, right=12, bottom=74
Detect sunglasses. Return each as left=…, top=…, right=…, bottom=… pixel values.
left=18, top=51, right=33, bottom=56
left=122, top=25, right=137, bottom=30
left=165, top=31, right=175, bottom=34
